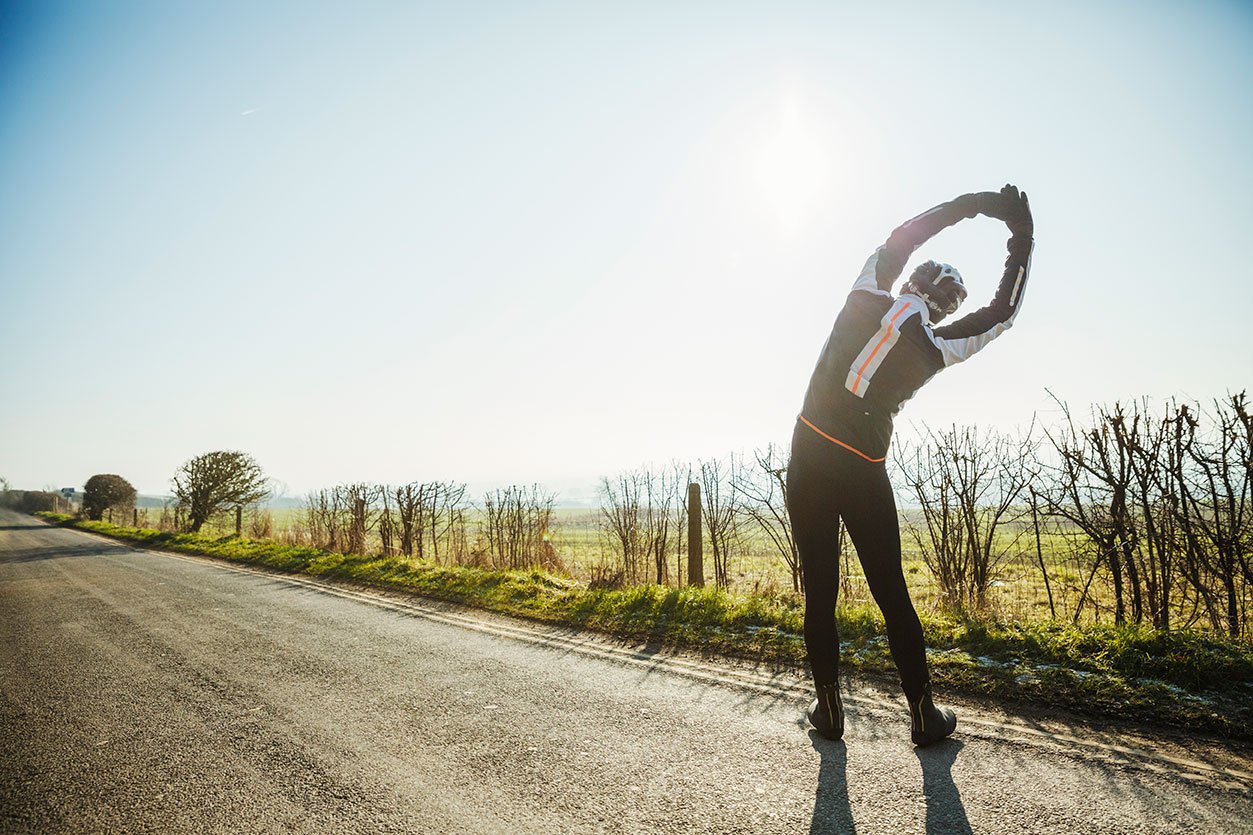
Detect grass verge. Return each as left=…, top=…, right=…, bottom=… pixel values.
left=35, top=511, right=1253, bottom=739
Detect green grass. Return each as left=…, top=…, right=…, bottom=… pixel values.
left=34, top=511, right=1253, bottom=739
left=151, top=504, right=1188, bottom=635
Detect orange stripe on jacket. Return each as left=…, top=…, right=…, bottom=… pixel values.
left=850, top=304, right=910, bottom=395
left=798, top=415, right=886, bottom=463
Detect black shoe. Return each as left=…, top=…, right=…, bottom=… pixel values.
left=808, top=682, right=845, bottom=741
left=908, top=685, right=956, bottom=747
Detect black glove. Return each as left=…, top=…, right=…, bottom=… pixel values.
left=981, top=183, right=1033, bottom=236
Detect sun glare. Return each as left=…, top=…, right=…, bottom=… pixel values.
left=756, top=99, right=828, bottom=233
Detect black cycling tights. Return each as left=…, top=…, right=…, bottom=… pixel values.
left=786, top=420, right=928, bottom=701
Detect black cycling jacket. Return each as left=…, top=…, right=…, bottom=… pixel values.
left=799, top=193, right=1034, bottom=461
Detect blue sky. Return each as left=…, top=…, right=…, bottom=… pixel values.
left=2, top=1, right=1250, bottom=499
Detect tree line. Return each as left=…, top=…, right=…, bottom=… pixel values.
left=9, top=391, right=1247, bottom=639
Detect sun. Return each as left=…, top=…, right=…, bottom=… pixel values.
left=756, top=99, right=829, bottom=233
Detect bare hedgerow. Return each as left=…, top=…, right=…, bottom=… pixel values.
left=305, top=487, right=345, bottom=552
left=1165, top=393, right=1251, bottom=637
left=733, top=444, right=803, bottom=593
left=598, top=471, right=644, bottom=584
left=599, top=461, right=704, bottom=587
left=248, top=509, right=274, bottom=540
left=699, top=456, right=742, bottom=589
left=642, top=466, right=680, bottom=586
left=894, top=425, right=1032, bottom=615
left=1036, top=392, right=1252, bottom=637
left=669, top=461, right=692, bottom=586
left=481, top=484, right=560, bottom=571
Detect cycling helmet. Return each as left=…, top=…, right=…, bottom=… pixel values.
left=902, top=260, right=967, bottom=322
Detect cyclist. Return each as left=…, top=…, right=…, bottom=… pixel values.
left=788, top=184, right=1033, bottom=746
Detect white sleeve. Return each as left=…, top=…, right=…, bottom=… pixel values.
left=849, top=247, right=892, bottom=297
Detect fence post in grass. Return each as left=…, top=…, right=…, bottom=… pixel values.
left=687, top=482, right=704, bottom=588
left=235, top=505, right=243, bottom=536
left=133, top=508, right=138, bottom=527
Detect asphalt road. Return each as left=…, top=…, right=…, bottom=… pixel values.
left=2, top=509, right=1251, bottom=834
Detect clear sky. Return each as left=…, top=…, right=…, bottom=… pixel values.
left=2, top=0, right=1250, bottom=500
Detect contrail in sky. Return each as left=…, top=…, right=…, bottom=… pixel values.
left=240, top=107, right=262, bottom=116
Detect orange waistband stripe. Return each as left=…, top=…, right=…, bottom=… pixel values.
left=798, top=415, right=886, bottom=463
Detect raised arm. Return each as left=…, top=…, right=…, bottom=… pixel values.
left=929, top=185, right=1034, bottom=365
left=850, top=192, right=987, bottom=296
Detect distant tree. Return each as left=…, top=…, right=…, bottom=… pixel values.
left=83, top=474, right=137, bottom=521
left=172, top=451, right=268, bottom=533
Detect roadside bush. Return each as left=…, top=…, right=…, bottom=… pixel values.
left=9, top=491, right=59, bottom=513
left=83, top=474, right=137, bottom=521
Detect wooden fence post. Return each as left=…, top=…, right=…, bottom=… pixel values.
left=687, top=482, right=704, bottom=588
left=133, top=508, right=138, bottom=527
left=235, top=506, right=243, bottom=536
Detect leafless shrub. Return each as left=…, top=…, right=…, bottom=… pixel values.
left=157, top=500, right=175, bottom=532
left=734, top=444, right=802, bottom=592
left=392, top=483, right=426, bottom=558
left=895, top=425, right=1031, bottom=615
left=421, top=482, right=470, bottom=565
left=305, top=488, right=345, bottom=551
left=598, top=471, right=644, bottom=583
left=699, top=456, right=742, bottom=589
left=378, top=489, right=395, bottom=556
left=1037, top=392, right=1251, bottom=636
left=338, top=483, right=378, bottom=555
left=481, top=484, right=559, bottom=571
left=643, top=467, right=680, bottom=585
left=248, top=509, right=274, bottom=540
left=670, top=462, right=693, bottom=586
left=588, top=561, right=626, bottom=590
left=1168, top=394, right=1251, bottom=637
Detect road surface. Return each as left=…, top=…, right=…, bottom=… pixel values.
left=2, top=508, right=1250, bottom=833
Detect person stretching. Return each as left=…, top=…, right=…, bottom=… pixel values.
left=787, top=184, right=1034, bottom=746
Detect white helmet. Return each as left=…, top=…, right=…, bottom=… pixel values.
left=903, top=260, right=967, bottom=321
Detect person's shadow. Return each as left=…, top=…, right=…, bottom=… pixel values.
left=809, top=733, right=972, bottom=835
left=915, top=740, right=972, bottom=834
left=808, top=731, right=855, bottom=835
